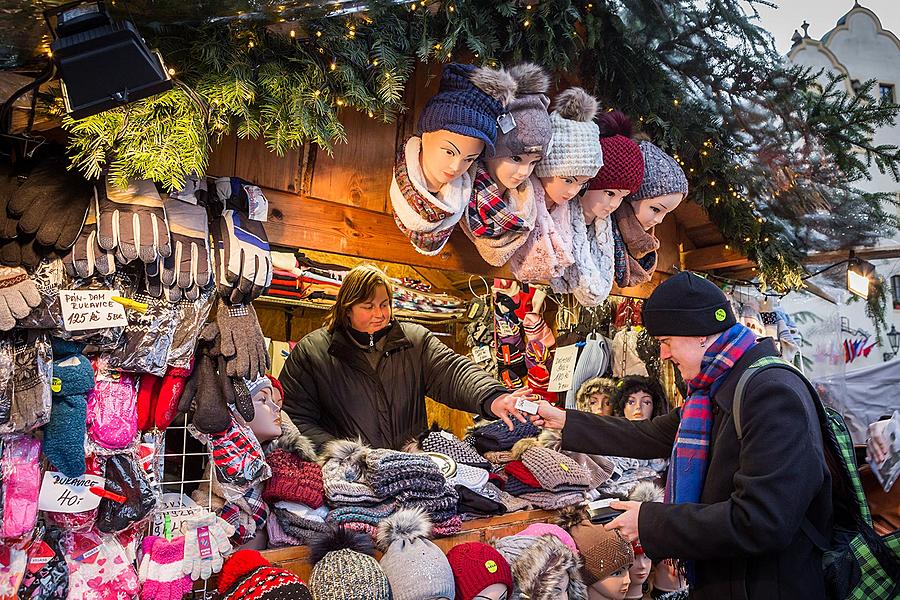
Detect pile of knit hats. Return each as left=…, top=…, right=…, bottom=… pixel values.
left=419, top=424, right=491, bottom=471
left=376, top=508, right=455, bottom=600
left=470, top=417, right=540, bottom=457
left=501, top=438, right=592, bottom=509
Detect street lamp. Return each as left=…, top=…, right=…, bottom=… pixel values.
left=888, top=325, right=900, bottom=359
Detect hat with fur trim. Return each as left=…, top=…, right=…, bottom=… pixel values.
left=509, top=535, right=588, bottom=600
left=485, top=63, right=553, bottom=159
left=377, top=508, right=455, bottom=600
left=534, top=87, right=603, bottom=178
left=510, top=437, right=592, bottom=491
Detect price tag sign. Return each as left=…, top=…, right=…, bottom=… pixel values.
left=37, top=471, right=105, bottom=513
left=548, top=344, right=579, bottom=392
left=472, top=346, right=492, bottom=363
left=243, top=184, right=269, bottom=221
left=60, top=290, right=127, bottom=331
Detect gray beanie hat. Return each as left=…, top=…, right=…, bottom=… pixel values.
left=309, top=527, right=392, bottom=600
left=629, top=141, right=688, bottom=201
left=534, top=88, right=603, bottom=178
left=377, top=508, right=456, bottom=600
left=482, top=63, right=553, bottom=159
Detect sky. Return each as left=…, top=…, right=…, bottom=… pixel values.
left=755, top=0, right=900, bottom=54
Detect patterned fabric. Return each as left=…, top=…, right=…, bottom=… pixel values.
left=220, top=484, right=269, bottom=546
left=209, top=421, right=270, bottom=489
left=466, top=163, right=530, bottom=237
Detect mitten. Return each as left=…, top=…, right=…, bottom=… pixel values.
left=205, top=418, right=270, bottom=489
left=216, top=300, right=269, bottom=379
left=0, top=434, right=41, bottom=539
left=155, top=364, right=193, bottom=430
left=161, top=198, right=212, bottom=292
left=139, top=535, right=192, bottom=600
left=17, top=527, right=68, bottom=600
left=62, top=202, right=115, bottom=278
left=136, top=372, right=160, bottom=433
left=0, top=267, right=40, bottom=331
left=6, top=161, right=92, bottom=251
left=181, top=512, right=235, bottom=581
left=0, top=546, right=26, bottom=600
left=2, top=331, right=52, bottom=434
left=96, top=453, right=156, bottom=533
left=62, top=530, right=139, bottom=600
left=179, top=353, right=230, bottom=434
left=43, top=339, right=94, bottom=478
left=211, top=206, right=272, bottom=305
left=96, top=177, right=170, bottom=264
left=86, top=369, right=138, bottom=450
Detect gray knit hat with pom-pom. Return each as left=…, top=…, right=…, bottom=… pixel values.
left=534, top=87, right=603, bottom=178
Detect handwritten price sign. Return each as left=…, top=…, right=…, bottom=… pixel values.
left=37, top=471, right=106, bottom=513
left=60, top=289, right=128, bottom=331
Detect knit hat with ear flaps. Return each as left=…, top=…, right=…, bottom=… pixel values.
left=588, top=111, right=644, bottom=194
left=218, top=550, right=312, bottom=600
left=376, top=508, right=455, bottom=600
left=308, top=526, right=392, bottom=600
left=418, top=63, right=514, bottom=157
left=482, top=63, right=553, bottom=159
left=447, top=542, right=513, bottom=600
left=629, top=140, right=688, bottom=201
left=641, top=270, right=736, bottom=337
left=534, top=87, right=603, bottom=178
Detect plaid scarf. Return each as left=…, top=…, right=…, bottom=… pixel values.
left=666, top=323, right=756, bottom=505
left=466, top=162, right=530, bottom=237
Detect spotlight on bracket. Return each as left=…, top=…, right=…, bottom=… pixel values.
left=847, top=254, right=876, bottom=299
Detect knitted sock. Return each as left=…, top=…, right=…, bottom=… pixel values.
left=140, top=536, right=192, bottom=600
left=42, top=395, right=87, bottom=478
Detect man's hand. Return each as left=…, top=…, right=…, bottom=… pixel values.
left=868, top=419, right=891, bottom=466
left=605, top=500, right=642, bottom=543
left=490, top=387, right=535, bottom=431
left=529, top=400, right=567, bottom=430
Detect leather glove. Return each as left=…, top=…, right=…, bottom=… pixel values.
left=97, top=177, right=171, bottom=264
left=215, top=300, right=269, bottom=379
left=180, top=512, right=235, bottom=581
left=0, top=266, right=40, bottom=331
left=212, top=209, right=272, bottom=305
left=161, top=197, right=212, bottom=292
left=63, top=200, right=116, bottom=278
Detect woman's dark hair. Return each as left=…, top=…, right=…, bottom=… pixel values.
left=612, top=375, right=667, bottom=418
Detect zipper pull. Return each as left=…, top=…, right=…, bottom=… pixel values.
left=369, top=333, right=374, bottom=349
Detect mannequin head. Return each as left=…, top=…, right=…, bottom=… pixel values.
left=567, top=517, right=634, bottom=600
left=629, top=192, right=683, bottom=231
left=612, top=376, right=666, bottom=421
left=326, top=264, right=393, bottom=334
left=584, top=111, right=644, bottom=217
left=576, top=377, right=617, bottom=416
left=581, top=189, right=629, bottom=223
left=540, top=175, right=593, bottom=206
left=486, top=153, right=544, bottom=193
left=242, top=377, right=283, bottom=444
left=625, top=141, right=688, bottom=230
left=625, top=542, right=651, bottom=599
left=652, top=559, right=687, bottom=593
left=474, top=583, right=509, bottom=600
left=588, top=567, right=631, bottom=600
left=420, top=130, right=485, bottom=192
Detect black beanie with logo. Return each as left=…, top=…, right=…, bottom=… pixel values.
left=642, top=271, right=736, bottom=337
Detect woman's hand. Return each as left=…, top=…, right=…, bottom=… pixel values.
left=529, top=400, right=567, bottom=430
left=489, top=387, right=535, bottom=431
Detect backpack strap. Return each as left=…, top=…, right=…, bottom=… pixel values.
left=732, top=356, right=788, bottom=440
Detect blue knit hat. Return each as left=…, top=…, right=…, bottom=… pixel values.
left=417, top=63, right=509, bottom=157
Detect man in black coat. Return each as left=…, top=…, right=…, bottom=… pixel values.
left=533, top=272, right=833, bottom=600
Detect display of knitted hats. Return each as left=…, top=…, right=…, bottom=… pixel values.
left=455, top=485, right=506, bottom=517
left=496, top=534, right=588, bottom=600
left=418, top=425, right=492, bottom=471
left=549, top=198, right=615, bottom=307
left=218, top=550, right=313, bottom=600
left=560, top=507, right=635, bottom=586
left=136, top=364, right=193, bottom=433
left=538, top=429, right=614, bottom=491
left=376, top=508, right=455, bottom=600
left=44, top=339, right=94, bottom=478
left=319, top=439, right=381, bottom=506
left=308, top=526, right=392, bottom=600
left=61, top=530, right=140, bottom=600
left=447, top=542, right=513, bottom=600
left=17, top=526, right=68, bottom=599
left=366, top=449, right=447, bottom=500
left=611, top=328, right=649, bottom=378
left=0, top=330, right=52, bottom=435
left=0, top=545, right=27, bottom=599
left=510, top=438, right=592, bottom=491
left=509, top=176, right=575, bottom=282
left=0, top=434, right=41, bottom=540
left=137, top=535, right=193, bottom=600
left=445, top=460, right=490, bottom=493
left=611, top=201, right=659, bottom=288
left=588, top=111, right=645, bottom=195
left=470, top=418, right=540, bottom=454
left=85, top=366, right=139, bottom=451
left=628, top=140, right=688, bottom=202
left=266, top=509, right=302, bottom=548
left=193, top=417, right=271, bottom=492
left=535, top=88, right=603, bottom=180
left=0, top=267, right=41, bottom=331
left=180, top=511, right=236, bottom=581
left=326, top=501, right=396, bottom=533
left=96, top=452, right=156, bottom=534
left=263, top=419, right=323, bottom=508
left=565, top=333, right=611, bottom=409
left=273, top=502, right=330, bottom=545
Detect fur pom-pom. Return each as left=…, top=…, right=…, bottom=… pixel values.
left=537, top=428, right=562, bottom=451
left=556, top=505, right=590, bottom=532
left=508, top=63, right=550, bottom=96
left=510, top=436, right=542, bottom=461
left=471, top=66, right=517, bottom=106
left=552, top=88, right=598, bottom=123
left=512, top=536, right=587, bottom=600
left=268, top=414, right=318, bottom=462
left=376, top=507, right=432, bottom=550
left=308, top=525, right=377, bottom=565
left=629, top=481, right=664, bottom=503
left=597, top=110, right=633, bottom=139
left=319, top=438, right=369, bottom=464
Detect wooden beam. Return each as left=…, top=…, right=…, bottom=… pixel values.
left=803, top=246, right=900, bottom=264
left=802, top=280, right=838, bottom=304
left=681, top=244, right=753, bottom=271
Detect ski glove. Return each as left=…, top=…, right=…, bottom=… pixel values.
left=212, top=209, right=272, bottom=305
left=63, top=201, right=115, bottom=279
left=216, top=300, right=269, bottom=379
left=97, top=178, right=170, bottom=264
left=0, top=267, right=40, bottom=331
left=160, top=198, right=212, bottom=292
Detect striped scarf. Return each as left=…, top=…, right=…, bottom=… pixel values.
left=666, top=323, right=756, bottom=505
left=466, top=162, right=530, bottom=237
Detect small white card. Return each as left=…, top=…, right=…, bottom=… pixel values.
left=497, top=319, right=515, bottom=338
left=243, top=184, right=269, bottom=222
left=59, top=289, right=127, bottom=331
left=497, top=112, right=516, bottom=134
left=515, top=396, right=540, bottom=415
left=472, top=346, right=492, bottom=363
left=37, top=471, right=105, bottom=513
left=548, top=345, right=579, bottom=392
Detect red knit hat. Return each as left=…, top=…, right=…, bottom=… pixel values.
left=504, top=460, right=542, bottom=488
left=218, top=550, right=312, bottom=600
left=587, top=111, right=644, bottom=194
left=447, top=542, right=513, bottom=600
left=266, top=374, right=283, bottom=398
left=262, top=448, right=325, bottom=508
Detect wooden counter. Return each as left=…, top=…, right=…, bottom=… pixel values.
left=261, top=509, right=557, bottom=581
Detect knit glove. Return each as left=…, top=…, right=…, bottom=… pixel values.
left=216, top=300, right=269, bottom=379
left=136, top=364, right=194, bottom=433
left=138, top=535, right=192, bottom=600
left=63, top=202, right=116, bottom=279
left=86, top=369, right=139, bottom=450
left=0, top=434, right=41, bottom=540
left=178, top=353, right=230, bottom=434
left=4, top=161, right=92, bottom=252
left=203, top=417, right=270, bottom=490
left=161, top=198, right=212, bottom=292
left=96, top=453, right=156, bottom=534
left=97, top=178, right=171, bottom=264
left=0, top=331, right=52, bottom=435
left=17, top=526, right=68, bottom=600
left=212, top=209, right=272, bottom=305
left=0, top=546, right=26, bottom=600
left=180, top=512, right=235, bottom=581
left=0, top=267, right=40, bottom=331
left=220, top=356, right=255, bottom=423
left=43, top=339, right=94, bottom=478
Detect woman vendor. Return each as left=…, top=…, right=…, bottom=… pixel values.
left=279, top=264, right=530, bottom=450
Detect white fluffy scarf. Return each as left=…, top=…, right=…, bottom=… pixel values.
left=390, top=136, right=471, bottom=255
left=550, top=199, right=614, bottom=306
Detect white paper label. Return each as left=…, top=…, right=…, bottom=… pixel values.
left=472, top=346, right=492, bottom=363
left=60, top=289, right=127, bottom=331
left=37, top=471, right=105, bottom=513
left=150, top=505, right=205, bottom=537
left=243, top=184, right=269, bottom=221
left=497, top=319, right=515, bottom=338
left=439, top=430, right=456, bottom=441
left=497, top=112, right=516, bottom=134
left=515, top=396, right=540, bottom=415
left=548, top=345, right=579, bottom=392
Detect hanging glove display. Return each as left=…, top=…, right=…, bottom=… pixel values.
left=166, top=287, right=214, bottom=369
left=0, top=237, right=56, bottom=271
left=215, top=300, right=269, bottom=379
left=62, top=202, right=116, bottom=279
left=61, top=530, right=139, bottom=600
left=86, top=366, right=139, bottom=450
left=180, top=511, right=235, bottom=581
left=160, top=197, right=212, bottom=293
left=17, top=526, right=69, bottom=600
left=96, top=452, right=156, bottom=534
left=138, top=535, right=192, bottom=600
left=43, top=339, right=94, bottom=478
left=0, top=267, right=40, bottom=331
left=211, top=209, right=272, bottom=305
left=0, top=434, right=41, bottom=540
left=96, top=178, right=171, bottom=264
left=0, top=331, right=52, bottom=435
left=136, top=363, right=193, bottom=433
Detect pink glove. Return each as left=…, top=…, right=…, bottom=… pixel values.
left=0, top=545, right=26, bottom=600
left=62, top=530, right=139, bottom=600
left=0, top=434, right=41, bottom=539
left=139, top=535, right=193, bottom=600
left=86, top=366, right=138, bottom=450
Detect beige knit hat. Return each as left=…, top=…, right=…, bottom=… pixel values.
left=534, top=87, right=603, bottom=178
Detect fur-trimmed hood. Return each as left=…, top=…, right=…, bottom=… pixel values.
left=512, top=535, right=587, bottom=600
